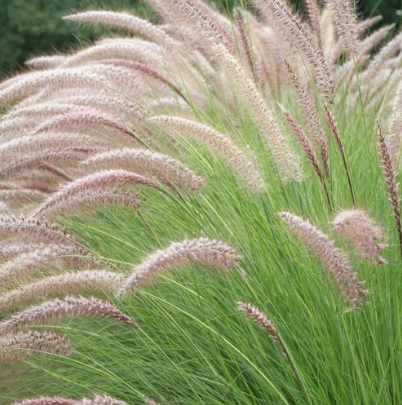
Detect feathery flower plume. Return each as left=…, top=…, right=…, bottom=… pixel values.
left=211, top=43, right=301, bottom=182
left=320, top=5, right=336, bottom=61
left=32, top=110, right=132, bottom=138
left=0, top=189, right=47, bottom=205
left=0, top=296, right=140, bottom=335
left=0, top=270, right=125, bottom=312
left=357, top=15, right=382, bottom=33
left=0, top=133, right=97, bottom=164
left=0, top=330, right=73, bottom=364
left=323, top=102, right=356, bottom=206
left=328, top=0, right=359, bottom=53
left=237, top=302, right=281, bottom=345
left=377, top=122, right=402, bottom=261
left=280, top=212, right=368, bottom=310
left=46, top=94, right=146, bottom=120
left=252, top=0, right=335, bottom=100
left=150, top=115, right=265, bottom=190
left=0, top=245, right=105, bottom=288
left=64, top=11, right=174, bottom=49
left=62, top=40, right=162, bottom=68
left=33, top=170, right=160, bottom=218
left=284, top=60, right=330, bottom=178
left=0, top=216, right=78, bottom=246
left=97, top=59, right=188, bottom=102
left=387, top=80, right=402, bottom=164
left=118, top=237, right=240, bottom=297
left=0, top=148, right=100, bottom=179
left=13, top=398, right=76, bottom=405
left=304, top=0, right=321, bottom=36
left=82, top=394, right=128, bottom=405
left=14, top=395, right=128, bottom=405
left=34, top=188, right=144, bottom=219
left=25, top=55, right=67, bottom=69
left=283, top=111, right=332, bottom=210
left=0, top=69, right=105, bottom=108
left=81, top=149, right=204, bottom=193
left=363, top=31, right=402, bottom=82
left=332, top=209, right=387, bottom=264
left=357, top=24, right=394, bottom=60
left=234, top=8, right=258, bottom=84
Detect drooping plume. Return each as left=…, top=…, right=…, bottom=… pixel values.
left=0, top=271, right=125, bottom=312
left=81, top=149, right=204, bottom=193
left=150, top=115, right=266, bottom=190
left=0, top=330, right=73, bottom=364
left=332, top=209, right=386, bottom=264
left=118, top=237, right=240, bottom=297
left=0, top=296, right=140, bottom=335
left=280, top=212, right=368, bottom=310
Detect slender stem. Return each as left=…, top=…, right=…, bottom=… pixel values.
left=278, top=337, right=312, bottom=405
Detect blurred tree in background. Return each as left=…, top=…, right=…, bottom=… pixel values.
left=0, top=0, right=401, bottom=77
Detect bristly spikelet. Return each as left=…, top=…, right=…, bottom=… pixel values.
left=64, top=10, right=174, bottom=49
left=332, top=209, right=387, bottom=264
left=280, top=212, right=368, bottom=310
left=237, top=301, right=281, bottom=345
left=144, top=398, right=160, bottom=405
left=13, top=394, right=128, bottom=405
left=377, top=123, right=402, bottom=259
left=0, top=330, right=73, bottom=364
left=210, top=44, right=302, bottom=182
left=149, top=115, right=266, bottom=190
left=0, top=245, right=105, bottom=288
left=32, top=188, right=144, bottom=219
left=25, top=55, right=67, bottom=69
left=0, top=270, right=125, bottom=311
left=83, top=394, right=129, bottom=404
left=81, top=149, right=204, bottom=193
left=0, top=69, right=105, bottom=108
left=251, top=0, right=335, bottom=100
left=0, top=296, right=140, bottom=335
left=0, top=216, right=78, bottom=246
left=328, top=0, right=359, bottom=53
left=117, top=237, right=240, bottom=297
left=32, top=170, right=160, bottom=218
left=12, top=397, right=76, bottom=405
left=387, top=80, right=402, bottom=164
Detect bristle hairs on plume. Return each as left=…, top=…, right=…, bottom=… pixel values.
left=64, top=10, right=174, bottom=49
left=284, top=60, right=330, bottom=178
left=0, top=244, right=105, bottom=288
left=0, top=271, right=125, bottom=312
left=237, top=301, right=282, bottom=346
left=387, top=80, right=402, bottom=164
left=33, top=170, right=160, bottom=218
left=32, top=187, right=144, bottom=219
left=0, top=330, right=73, bottom=364
left=13, top=398, right=76, bottom=405
left=25, top=55, right=67, bottom=69
left=279, top=212, right=368, bottom=310
left=210, top=43, right=302, bottom=182
left=117, top=237, right=240, bottom=297
left=0, top=296, right=140, bottom=335
left=0, top=69, right=105, bottom=108
left=332, top=209, right=387, bottom=264
left=251, top=0, right=334, bottom=100
left=282, top=110, right=332, bottom=210
left=149, top=115, right=265, bottom=191
left=328, top=0, right=359, bottom=52
left=0, top=216, right=77, bottom=246
left=81, top=149, right=204, bottom=193
left=13, top=394, right=128, bottom=405
left=377, top=123, right=402, bottom=260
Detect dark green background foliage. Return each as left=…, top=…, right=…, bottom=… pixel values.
left=0, top=0, right=401, bottom=76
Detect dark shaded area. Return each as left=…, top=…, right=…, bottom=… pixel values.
left=0, top=0, right=400, bottom=77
